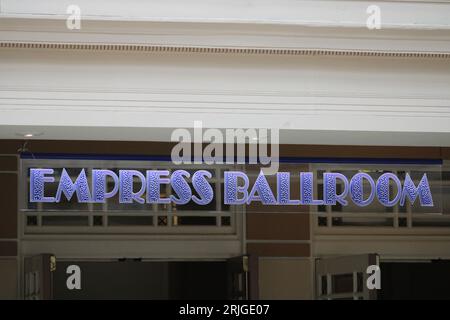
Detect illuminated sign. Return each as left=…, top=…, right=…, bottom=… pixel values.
left=29, top=168, right=434, bottom=207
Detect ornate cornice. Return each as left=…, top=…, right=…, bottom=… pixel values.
left=1, top=42, right=449, bottom=58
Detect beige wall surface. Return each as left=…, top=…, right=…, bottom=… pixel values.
left=0, top=259, right=18, bottom=299
left=259, top=258, right=312, bottom=300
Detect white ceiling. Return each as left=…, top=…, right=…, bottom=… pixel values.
left=1, top=1, right=450, bottom=147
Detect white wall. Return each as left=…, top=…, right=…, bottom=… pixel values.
left=0, top=0, right=449, bottom=146
left=1, top=46, right=449, bottom=145
left=2, top=0, right=450, bottom=29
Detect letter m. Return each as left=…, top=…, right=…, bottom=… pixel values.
left=55, top=169, right=92, bottom=203
left=400, top=173, right=433, bottom=207
left=226, top=128, right=257, bottom=164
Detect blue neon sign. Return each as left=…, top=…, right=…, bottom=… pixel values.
left=29, top=168, right=434, bottom=207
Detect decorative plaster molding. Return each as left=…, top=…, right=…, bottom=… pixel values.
left=1, top=42, right=450, bottom=58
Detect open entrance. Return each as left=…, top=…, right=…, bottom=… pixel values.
left=316, top=255, right=450, bottom=300
left=380, top=260, right=450, bottom=300
left=53, top=260, right=228, bottom=299
left=24, top=254, right=257, bottom=300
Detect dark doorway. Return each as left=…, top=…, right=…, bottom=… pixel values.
left=380, top=261, right=450, bottom=300
left=53, top=260, right=227, bottom=300
left=169, top=261, right=227, bottom=299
